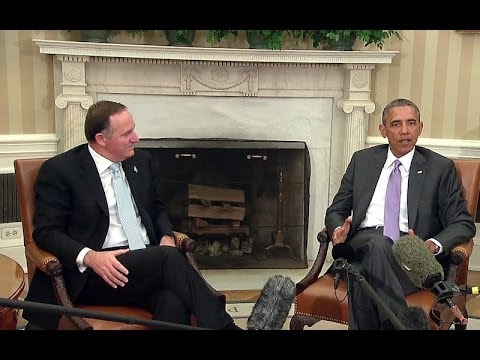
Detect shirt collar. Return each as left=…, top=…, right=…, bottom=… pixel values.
left=385, top=146, right=415, bottom=173
left=88, top=143, right=115, bottom=175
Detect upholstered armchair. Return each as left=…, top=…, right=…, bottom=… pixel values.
left=291, top=159, right=480, bottom=330
left=14, top=158, right=225, bottom=330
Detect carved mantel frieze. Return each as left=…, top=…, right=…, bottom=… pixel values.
left=181, top=65, right=259, bottom=96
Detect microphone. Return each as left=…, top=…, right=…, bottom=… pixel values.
left=331, top=243, right=355, bottom=290
left=331, top=242, right=355, bottom=262
left=247, top=275, right=295, bottom=330
left=396, top=306, right=430, bottom=330
left=391, top=235, right=444, bottom=289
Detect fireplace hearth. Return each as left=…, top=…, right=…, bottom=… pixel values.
left=139, top=138, right=310, bottom=269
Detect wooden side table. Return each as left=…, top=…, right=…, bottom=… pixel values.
left=0, top=254, right=25, bottom=330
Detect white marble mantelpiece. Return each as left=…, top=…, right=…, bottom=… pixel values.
left=35, top=39, right=397, bottom=261
left=35, top=39, right=396, bottom=65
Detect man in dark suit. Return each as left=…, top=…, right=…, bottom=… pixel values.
left=24, top=100, right=241, bottom=330
left=325, top=98, right=475, bottom=329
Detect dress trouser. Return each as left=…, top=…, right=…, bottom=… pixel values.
left=77, top=246, right=233, bottom=329
left=346, top=228, right=419, bottom=330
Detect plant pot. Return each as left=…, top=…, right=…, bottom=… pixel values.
left=80, top=30, right=110, bottom=43
left=246, top=32, right=270, bottom=49
left=326, top=35, right=356, bottom=51
left=246, top=31, right=283, bottom=50
left=164, top=30, right=196, bottom=46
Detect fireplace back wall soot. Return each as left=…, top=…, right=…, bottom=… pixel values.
left=139, top=139, right=310, bottom=269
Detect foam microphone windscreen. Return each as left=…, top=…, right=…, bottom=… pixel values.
left=247, top=275, right=296, bottom=330
left=396, top=306, right=430, bottom=330
left=331, top=242, right=355, bottom=262
left=391, top=235, right=444, bottom=289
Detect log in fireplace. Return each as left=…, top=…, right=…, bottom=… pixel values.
left=138, top=138, right=310, bottom=269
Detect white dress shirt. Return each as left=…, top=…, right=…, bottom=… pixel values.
left=75, top=145, right=150, bottom=272
left=359, top=146, right=442, bottom=254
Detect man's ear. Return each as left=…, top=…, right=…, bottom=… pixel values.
left=95, top=133, right=107, bottom=147
left=379, top=124, right=387, bottom=138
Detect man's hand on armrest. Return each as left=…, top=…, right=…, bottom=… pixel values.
left=332, top=216, right=352, bottom=246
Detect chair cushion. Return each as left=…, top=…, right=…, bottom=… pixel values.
left=294, top=273, right=349, bottom=324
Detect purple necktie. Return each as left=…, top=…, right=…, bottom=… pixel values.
left=384, top=160, right=401, bottom=242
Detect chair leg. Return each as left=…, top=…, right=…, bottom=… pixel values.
left=289, top=314, right=320, bottom=330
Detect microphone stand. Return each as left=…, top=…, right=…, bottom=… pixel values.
left=333, top=258, right=407, bottom=330
left=432, top=280, right=469, bottom=325
left=0, top=298, right=205, bottom=330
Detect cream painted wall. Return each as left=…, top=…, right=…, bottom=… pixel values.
left=371, top=30, right=480, bottom=140
left=0, top=30, right=479, bottom=140
left=1, top=30, right=480, bottom=270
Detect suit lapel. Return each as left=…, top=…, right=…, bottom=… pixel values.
left=79, top=147, right=108, bottom=216
left=354, top=147, right=387, bottom=229
left=407, top=151, right=426, bottom=227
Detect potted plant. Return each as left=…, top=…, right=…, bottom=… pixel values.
left=245, top=30, right=284, bottom=50
left=207, top=30, right=285, bottom=50
left=66, top=30, right=112, bottom=43
left=163, top=30, right=197, bottom=46
left=311, top=30, right=402, bottom=50
left=207, top=30, right=239, bottom=45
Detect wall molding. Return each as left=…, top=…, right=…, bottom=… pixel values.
left=367, top=136, right=480, bottom=159
left=0, top=134, right=58, bottom=173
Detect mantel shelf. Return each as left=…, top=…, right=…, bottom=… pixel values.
left=34, top=40, right=397, bottom=65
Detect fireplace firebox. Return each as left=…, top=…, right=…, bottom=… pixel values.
left=138, top=138, right=310, bottom=269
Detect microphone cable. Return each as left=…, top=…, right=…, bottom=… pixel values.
left=331, top=243, right=356, bottom=303
left=330, top=258, right=350, bottom=303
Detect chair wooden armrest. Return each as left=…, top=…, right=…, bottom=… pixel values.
left=295, top=228, right=331, bottom=294
left=450, top=239, right=474, bottom=265
left=444, top=238, right=474, bottom=288
left=173, top=231, right=196, bottom=253
left=25, top=242, right=93, bottom=330
left=173, top=231, right=226, bottom=303
left=25, top=241, right=60, bottom=275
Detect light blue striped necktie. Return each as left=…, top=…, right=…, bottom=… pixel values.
left=110, top=163, right=146, bottom=250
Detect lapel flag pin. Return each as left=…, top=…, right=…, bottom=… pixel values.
left=417, top=170, right=422, bottom=174
left=133, top=166, right=138, bottom=173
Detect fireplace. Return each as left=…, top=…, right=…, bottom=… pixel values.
left=35, top=40, right=397, bottom=264
left=139, top=138, right=310, bottom=269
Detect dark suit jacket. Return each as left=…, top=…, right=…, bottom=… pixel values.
left=325, top=144, right=475, bottom=256
left=25, top=144, right=173, bottom=327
